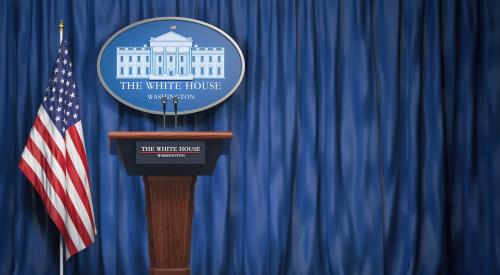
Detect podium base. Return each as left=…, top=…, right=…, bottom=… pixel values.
left=144, top=176, right=196, bottom=275
left=150, top=267, right=190, bottom=275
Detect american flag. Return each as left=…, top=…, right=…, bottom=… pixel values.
left=19, top=41, right=96, bottom=258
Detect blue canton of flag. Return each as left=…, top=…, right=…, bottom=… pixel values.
left=42, top=41, right=81, bottom=134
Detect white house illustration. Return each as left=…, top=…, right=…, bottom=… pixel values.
left=116, top=28, right=224, bottom=80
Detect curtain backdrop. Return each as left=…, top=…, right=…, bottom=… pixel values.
left=0, top=0, right=499, bottom=274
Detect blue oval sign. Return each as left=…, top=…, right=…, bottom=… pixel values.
left=97, top=17, right=245, bottom=115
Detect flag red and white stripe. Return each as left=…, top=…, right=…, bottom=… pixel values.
left=19, top=41, right=96, bottom=259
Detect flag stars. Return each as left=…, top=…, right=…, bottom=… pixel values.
left=36, top=44, right=84, bottom=136
left=42, top=44, right=83, bottom=132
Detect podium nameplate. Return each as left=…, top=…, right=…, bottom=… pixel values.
left=136, top=140, right=205, bottom=165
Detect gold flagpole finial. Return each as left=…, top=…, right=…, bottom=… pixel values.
left=59, top=19, right=64, bottom=44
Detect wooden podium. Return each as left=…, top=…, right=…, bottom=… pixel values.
left=109, top=131, right=232, bottom=275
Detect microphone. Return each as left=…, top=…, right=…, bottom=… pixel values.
left=173, top=96, right=178, bottom=129
left=162, top=96, right=167, bottom=131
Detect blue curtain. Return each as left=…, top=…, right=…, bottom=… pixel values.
left=1, top=0, right=499, bottom=274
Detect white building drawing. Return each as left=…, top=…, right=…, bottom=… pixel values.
left=116, top=29, right=225, bottom=80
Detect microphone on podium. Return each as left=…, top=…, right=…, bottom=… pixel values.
left=173, top=96, right=179, bottom=129
left=162, top=96, right=167, bottom=131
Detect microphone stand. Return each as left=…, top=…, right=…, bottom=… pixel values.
left=162, top=96, right=167, bottom=131
left=173, top=96, right=178, bottom=129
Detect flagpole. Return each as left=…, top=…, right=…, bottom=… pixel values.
left=58, top=19, right=64, bottom=275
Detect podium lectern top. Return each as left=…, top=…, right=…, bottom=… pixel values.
left=109, top=131, right=232, bottom=176
left=109, top=131, right=233, bottom=140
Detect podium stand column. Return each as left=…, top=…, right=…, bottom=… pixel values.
left=143, top=176, right=196, bottom=275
